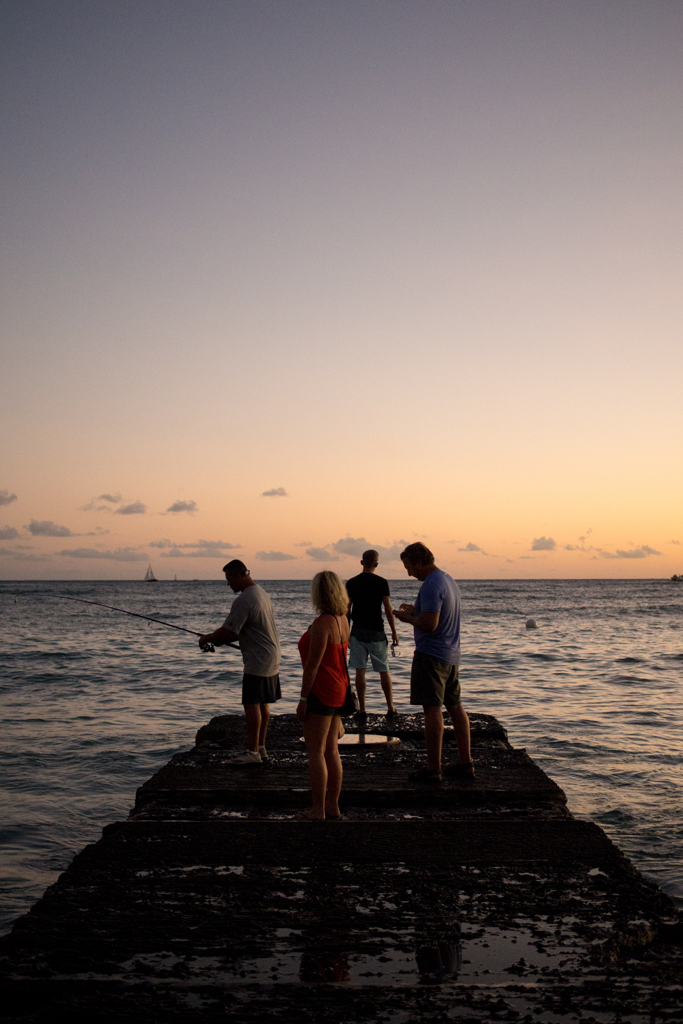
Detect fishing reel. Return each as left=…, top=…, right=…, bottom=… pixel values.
left=200, top=641, right=215, bottom=653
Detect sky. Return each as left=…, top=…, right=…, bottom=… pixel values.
left=1, top=0, right=682, bottom=580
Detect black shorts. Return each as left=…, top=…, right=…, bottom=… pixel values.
left=306, top=692, right=343, bottom=716
left=410, top=652, right=460, bottom=708
left=242, top=673, right=281, bottom=706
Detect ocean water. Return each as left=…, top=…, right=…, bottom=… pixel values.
left=1, top=577, right=681, bottom=935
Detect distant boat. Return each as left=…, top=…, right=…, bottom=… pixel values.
left=144, top=563, right=158, bottom=582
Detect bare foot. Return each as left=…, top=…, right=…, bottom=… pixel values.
left=294, top=809, right=325, bottom=820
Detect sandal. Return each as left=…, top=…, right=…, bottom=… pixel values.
left=408, top=766, right=442, bottom=784
left=293, top=810, right=325, bottom=820
left=443, top=761, right=475, bottom=778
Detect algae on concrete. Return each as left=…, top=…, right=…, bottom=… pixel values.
left=1, top=712, right=681, bottom=1023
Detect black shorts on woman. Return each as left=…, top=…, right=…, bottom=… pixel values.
left=306, top=692, right=343, bottom=716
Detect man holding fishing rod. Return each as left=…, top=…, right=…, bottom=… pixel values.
left=199, top=560, right=281, bottom=764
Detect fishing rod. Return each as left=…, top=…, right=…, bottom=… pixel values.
left=51, top=594, right=240, bottom=653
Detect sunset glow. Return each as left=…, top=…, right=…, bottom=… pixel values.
left=2, top=1, right=682, bottom=580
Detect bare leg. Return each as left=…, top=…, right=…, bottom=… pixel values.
left=423, top=705, right=445, bottom=772
left=379, top=671, right=395, bottom=713
left=355, top=668, right=367, bottom=712
left=446, top=703, right=472, bottom=766
left=258, top=703, right=270, bottom=747
left=243, top=703, right=262, bottom=753
left=323, top=715, right=343, bottom=816
left=302, top=714, right=334, bottom=818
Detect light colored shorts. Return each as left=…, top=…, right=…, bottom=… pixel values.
left=348, top=634, right=390, bottom=673
left=410, top=652, right=460, bottom=708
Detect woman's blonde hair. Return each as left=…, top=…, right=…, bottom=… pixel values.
left=311, top=570, right=349, bottom=617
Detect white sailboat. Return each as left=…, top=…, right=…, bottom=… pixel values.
left=144, top=563, right=158, bottom=582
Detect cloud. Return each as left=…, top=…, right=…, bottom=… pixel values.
left=159, top=540, right=241, bottom=558
left=115, top=501, right=147, bottom=515
left=255, top=550, right=296, bottom=561
left=160, top=548, right=216, bottom=558
left=0, top=526, right=20, bottom=540
left=331, top=537, right=371, bottom=557
left=262, top=487, right=288, bottom=497
left=187, top=539, right=239, bottom=550
left=26, top=519, right=73, bottom=537
left=0, top=490, right=18, bottom=506
left=617, top=545, right=661, bottom=559
left=0, top=547, right=45, bottom=561
left=58, top=547, right=148, bottom=561
left=166, top=499, right=198, bottom=514
left=531, top=537, right=556, bottom=551
left=458, top=542, right=487, bottom=554
left=294, top=540, right=313, bottom=547
left=330, top=536, right=406, bottom=561
left=79, top=493, right=123, bottom=511
left=306, top=547, right=340, bottom=562
left=161, top=549, right=233, bottom=559
left=153, top=538, right=240, bottom=555
left=84, top=529, right=111, bottom=536
left=671, top=540, right=680, bottom=545
left=597, top=545, right=662, bottom=560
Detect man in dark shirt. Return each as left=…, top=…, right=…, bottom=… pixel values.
left=346, top=549, right=399, bottom=718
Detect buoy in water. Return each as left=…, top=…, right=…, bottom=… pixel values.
left=526, top=618, right=538, bottom=629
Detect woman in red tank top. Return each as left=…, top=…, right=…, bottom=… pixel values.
left=296, top=571, right=351, bottom=820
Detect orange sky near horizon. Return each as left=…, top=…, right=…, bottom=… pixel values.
left=1, top=2, right=682, bottom=581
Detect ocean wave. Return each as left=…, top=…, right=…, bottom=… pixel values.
left=1, top=576, right=682, bottom=932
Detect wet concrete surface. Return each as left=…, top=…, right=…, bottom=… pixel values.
left=1, top=712, right=682, bottom=1022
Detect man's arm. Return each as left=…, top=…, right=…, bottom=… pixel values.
left=382, top=595, right=399, bottom=644
left=393, top=606, right=440, bottom=633
left=198, top=625, right=239, bottom=648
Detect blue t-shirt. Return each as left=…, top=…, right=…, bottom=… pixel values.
left=413, top=569, right=460, bottom=665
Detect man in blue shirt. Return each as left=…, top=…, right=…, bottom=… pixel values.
left=394, top=542, right=473, bottom=784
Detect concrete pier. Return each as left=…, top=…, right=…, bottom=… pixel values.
left=2, top=712, right=682, bottom=1022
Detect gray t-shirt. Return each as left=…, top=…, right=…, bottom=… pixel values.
left=223, top=584, right=281, bottom=677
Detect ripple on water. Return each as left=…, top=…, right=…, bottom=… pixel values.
left=1, top=577, right=682, bottom=933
